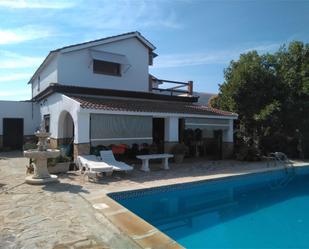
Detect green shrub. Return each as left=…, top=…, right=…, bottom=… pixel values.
left=236, top=144, right=261, bottom=161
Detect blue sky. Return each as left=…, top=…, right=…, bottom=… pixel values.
left=0, top=0, right=308, bottom=100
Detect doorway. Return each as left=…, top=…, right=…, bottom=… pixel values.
left=214, top=130, right=223, bottom=159
left=153, top=118, right=165, bottom=153
left=3, top=118, right=24, bottom=150
left=178, top=118, right=185, bottom=143
left=58, top=111, right=75, bottom=157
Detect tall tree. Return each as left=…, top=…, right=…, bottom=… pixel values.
left=211, top=41, right=309, bottom=159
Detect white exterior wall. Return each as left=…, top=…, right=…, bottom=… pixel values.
left=57, top=37, right=149, bottom=92
left=76, top=112, right=90, bottom=144
left=164, top=117, right=179, bottom=142
left=0, top=101, right=40, bottom=135
left=39, top=93, right=234, bottom=146
left=32, top=55, right=58, bottom=97
left=40, top=93, right=89, bottom=144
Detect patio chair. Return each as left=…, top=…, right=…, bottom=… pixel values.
left=100, top=150, right=133, bottom=172
left=76, top=155, right=113, bottom=181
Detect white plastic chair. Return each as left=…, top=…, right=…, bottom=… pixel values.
left=99, top=150, right=133, bottom=172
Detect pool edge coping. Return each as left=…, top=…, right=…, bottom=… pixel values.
left=86, top=191, right=184, bottom=249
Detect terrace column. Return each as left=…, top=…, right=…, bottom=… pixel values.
left=73, top=112, right=90, bottom=161
left=222, top=119, right=234, bottom=159
left=164, top=117, right=179, bottom=153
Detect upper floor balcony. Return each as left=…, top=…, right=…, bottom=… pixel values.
left=149, top=75, right=193, bottom=97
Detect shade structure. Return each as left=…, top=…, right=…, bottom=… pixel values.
left=90, top=49, right=130, bottom=72
left=90, top=114, right=152, bottom=146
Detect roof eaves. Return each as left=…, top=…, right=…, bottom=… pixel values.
left=54, top=31, right=156, bottom=54
left=206, top=107, right=238, bottom=117
left=134, top=31, right=156, bottom=50
left=66, top=94, right=238, bottom=118
left=27, top=51, right=57, bottom=84
left=50, top=31, right=136, bottom=52
left=32, top=84, right=199, bottom=103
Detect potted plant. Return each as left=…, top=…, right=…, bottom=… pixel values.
left=171, top=143, right=189, bottom=163
left=48, top=155, right=71, bottom=174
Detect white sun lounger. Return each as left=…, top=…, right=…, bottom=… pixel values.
left=100, top=150, right=133, bottom=172
left=77, top=155, right=113, bottom=180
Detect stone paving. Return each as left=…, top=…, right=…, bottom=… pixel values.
left=0, top=151, right=307, bottom=249
left=0, top=152, right=136, bottom=249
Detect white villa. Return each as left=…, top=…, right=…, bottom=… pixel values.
left=0, top=32, right=237, bottom=160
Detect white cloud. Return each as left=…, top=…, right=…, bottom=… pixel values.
left=0, top=50, right=43, bottom=69
left=0, top=73, right=32, bottom=82
left=0, top=25, right=52, bottom=45
left=67, top=0, right=183, bottom=31
left=153, top=43, right=281, bottom=68
left=0, top=0, right=76, bottom=9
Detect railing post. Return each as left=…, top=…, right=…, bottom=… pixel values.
left=188, top=81, right=193, bottom=95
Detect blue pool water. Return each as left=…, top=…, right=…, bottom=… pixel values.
left=110, top=170, right=309, bottom=248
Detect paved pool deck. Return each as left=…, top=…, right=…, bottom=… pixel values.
left=0, top=151, right=308, bottom=249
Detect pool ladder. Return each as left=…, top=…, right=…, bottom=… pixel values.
left=269, top=152, right=295, bottom=188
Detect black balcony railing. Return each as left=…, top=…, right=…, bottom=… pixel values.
left=150, top=77, right=193, bottom=96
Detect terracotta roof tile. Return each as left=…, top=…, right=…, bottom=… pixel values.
left=68, top=95, right=237, bottom=117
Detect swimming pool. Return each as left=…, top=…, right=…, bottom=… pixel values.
left=110, top=168, right=309, bottom=248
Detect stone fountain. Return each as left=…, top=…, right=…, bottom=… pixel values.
left=24, top=121, right=60, bottom=185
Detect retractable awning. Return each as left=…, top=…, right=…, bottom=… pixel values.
left=185, top=117, right=230, bottom=130
left=90, top=114, right=152, bottom=146
left=90, top=50, right=131, bottom=72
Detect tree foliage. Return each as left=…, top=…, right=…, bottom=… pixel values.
left=211, top=41, right=309, bottom=159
